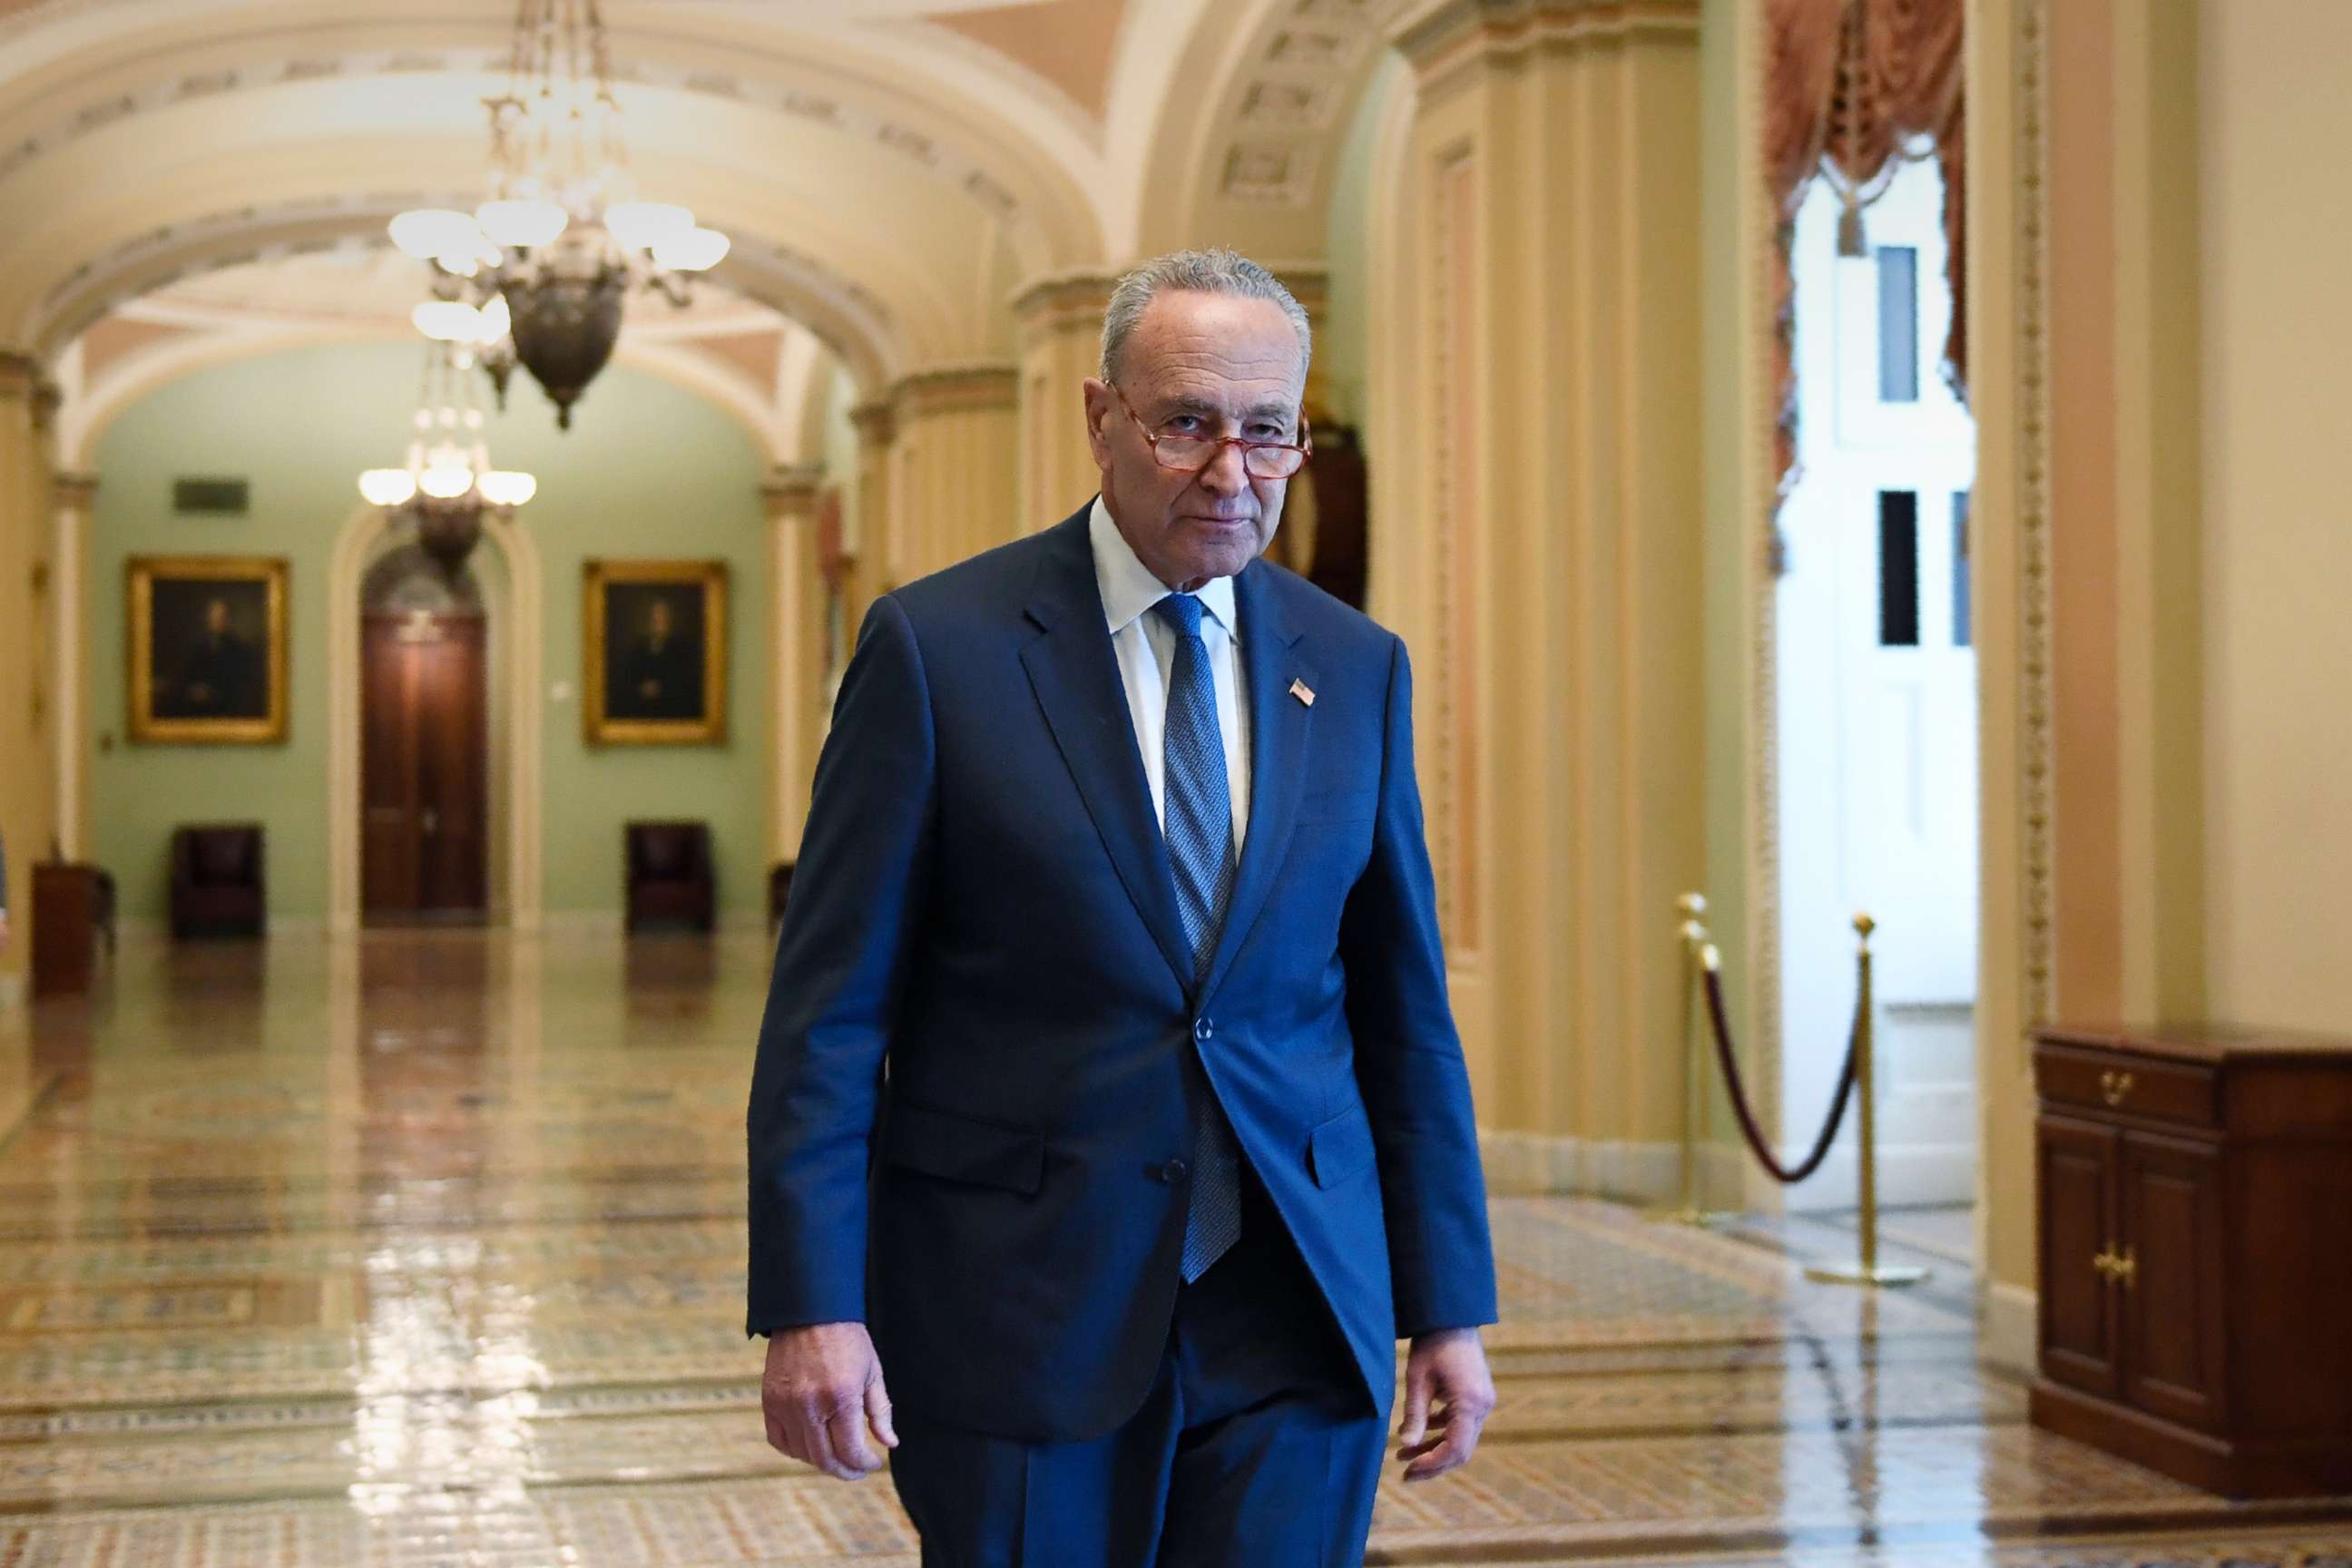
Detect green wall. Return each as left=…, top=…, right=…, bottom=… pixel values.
left=90, top=339, right=769, bottom=925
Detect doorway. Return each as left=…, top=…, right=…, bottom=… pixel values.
left=1777, top=152, right=1980, bottom=1231
left=360, top=547, right=488, bottom=923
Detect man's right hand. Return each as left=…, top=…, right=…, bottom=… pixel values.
left=760, top=1321, right=898, bottom=1481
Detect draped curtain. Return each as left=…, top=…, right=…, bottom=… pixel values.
left=1767, top=0, right=1966, bottom=493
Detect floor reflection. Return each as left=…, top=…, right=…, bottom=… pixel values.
left=0, top=930, right=2344, bottom=1565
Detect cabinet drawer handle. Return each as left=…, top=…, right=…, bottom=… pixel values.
left=2100, top=1070, right=2135, bottom=1107
left=2092, top=1245, right=2139, bottom=1288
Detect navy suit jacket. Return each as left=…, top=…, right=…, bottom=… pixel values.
left=746, top=505, right=1496, bottom=1443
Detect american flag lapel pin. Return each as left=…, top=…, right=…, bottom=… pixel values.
left=1289, top=677, right=1316, bottom=708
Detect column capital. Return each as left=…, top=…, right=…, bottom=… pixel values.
left=1011, top=270, right=1120, bottom=335
left=1392, top=0, right=1699, bottom=87
left=848, top=398, right=897, bottom=446
left=0, top=348, right=43, bottom=400
left=1267, top=263, right=1329, bottom=324
left=760, top=463, right=826, bottom=520
left=890, top=363, right=1019, bottom=419
left=54, top=471, right=99, bottom=511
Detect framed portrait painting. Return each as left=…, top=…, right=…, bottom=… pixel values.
left=583, top=559, right=729, bottom=745
left=126, top=555, right=289, bottom=744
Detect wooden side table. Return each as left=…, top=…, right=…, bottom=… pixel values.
left=2031, top=1023, right=2352, bottom=1497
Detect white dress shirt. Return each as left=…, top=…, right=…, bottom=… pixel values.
left=1088, top=495, right=1250, bottom=849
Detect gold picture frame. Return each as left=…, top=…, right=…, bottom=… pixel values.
left=125, top=554, right=290, bottom=745
left=583, top=558, right=729, bottom=746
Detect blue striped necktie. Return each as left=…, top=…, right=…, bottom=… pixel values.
left=1151, top=592, right=1242, bottom=1281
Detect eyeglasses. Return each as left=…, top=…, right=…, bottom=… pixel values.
left=1112, top=384, right=1311, bottom=480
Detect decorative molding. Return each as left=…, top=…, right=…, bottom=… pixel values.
left=0, top=43, right=1033, bottom=233
left=1394, top=0, right=1702, bottom=100
left=890, top=363, right=1019, bottom=418
left=0, top=349, right=39, bottom=397
left=2016, top=0, right=2056, bottom=1030
left=760, top=463, right=827, bottom=517
left=28, top=380, right=62, bottom=433
left=848, top=398, right=898, bottom=447
left=1744, top=3, right=1786, bottom=1142
left=1205, top=0, right=1411, bottom=210
left=1430, top=144, right=1476, bottom=951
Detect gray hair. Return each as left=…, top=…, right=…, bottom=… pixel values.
left=1099, top=248, right=1312, bottom=386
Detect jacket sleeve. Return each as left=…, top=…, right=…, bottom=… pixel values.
left=746, top=593, right=937, bottom=1336
left=1339, top=635, right=1499, bottom=1338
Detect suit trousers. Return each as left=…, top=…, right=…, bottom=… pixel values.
left=887, top=1168, right=1388, bottom=1567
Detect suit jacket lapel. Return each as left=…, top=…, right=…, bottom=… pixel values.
left=1199, top=561, right=1313, bottom=1004
left=1019, top=514, right=1193, bottom=991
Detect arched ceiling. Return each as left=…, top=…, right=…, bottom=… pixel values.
left=1132, top=0, right=1409, bottom=262
left=0, top=0, right=1405, bottom=438
left=53, top=245, right=843, bottom=467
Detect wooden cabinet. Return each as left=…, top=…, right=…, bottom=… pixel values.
left=2032, top=1025, right=2352, bottom=1497
left=30, top=863, right=99, bottom=996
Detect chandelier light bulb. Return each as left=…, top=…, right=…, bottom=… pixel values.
left=413, top=300, right=484, bottom=342
left=604, top=201, right=695, bottom=250
left=358, top=469, right=417, bottom=507
left=476, top=198, right=569, bottom=249
left=435, top=251, right=481, bottom=279
left=652, top=226, right=730, bottom=273
left=478, top=470, right=537, bottom=508
left=476, top=294, right=513, bottom=343
left=389, top=209, right=484, bottom=260
left=420, top=463, right=475, bottom=501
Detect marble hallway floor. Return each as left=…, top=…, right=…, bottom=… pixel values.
left=1, top=931, right=2348, bottom=1568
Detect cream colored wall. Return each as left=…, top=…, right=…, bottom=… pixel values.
left=1967, top=0, right=2352, bottom=1364
left=1383, top=1, right=1708, bottom=1199
left=2197, top=0, right=2352, bottom=1029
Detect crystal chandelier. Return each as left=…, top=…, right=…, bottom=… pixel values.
left=358, top=339, right=537, bottom=572
left=387, top=0, right=728, bottom=428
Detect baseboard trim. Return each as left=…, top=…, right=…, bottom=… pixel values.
left=539, top=909, right=770, bottom=935
left=1982, top=1279, right=2037, bottom=1375
left=1478, top=1130, right=1749, bottom=1209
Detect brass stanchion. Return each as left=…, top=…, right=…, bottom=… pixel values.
left=1648, top=892, right=1735, bottom=1227
left=1805, top=913, right=1928, bottom=1288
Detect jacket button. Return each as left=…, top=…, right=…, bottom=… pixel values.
left=1155, top=1159, right=1191, bottom=1184
left=1194, top=1018, right=1214, bottom=1042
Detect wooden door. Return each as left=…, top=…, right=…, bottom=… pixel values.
left=2038, top=1115, right=2122, bottom=1399
left=361, top=614, right=487, bottom=920
left=2120, top=1129, right=2228, bottom=1432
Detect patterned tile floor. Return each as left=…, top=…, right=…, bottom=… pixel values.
left=0, top=929, right=2343, bottom=1566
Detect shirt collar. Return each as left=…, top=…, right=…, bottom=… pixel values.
left=1088, top=495, right=1240, bottom=641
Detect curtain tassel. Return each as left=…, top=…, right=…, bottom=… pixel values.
left=1837, top=190, right=1868, bottom=257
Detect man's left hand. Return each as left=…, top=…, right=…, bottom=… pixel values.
left=1395, top=1326, right=1495, bottom=1482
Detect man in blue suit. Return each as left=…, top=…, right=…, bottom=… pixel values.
left=748, top=248, right=1497, bottom=1564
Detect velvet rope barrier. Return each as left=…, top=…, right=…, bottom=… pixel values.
left=1698, top=956, right=1864, bottom=1186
